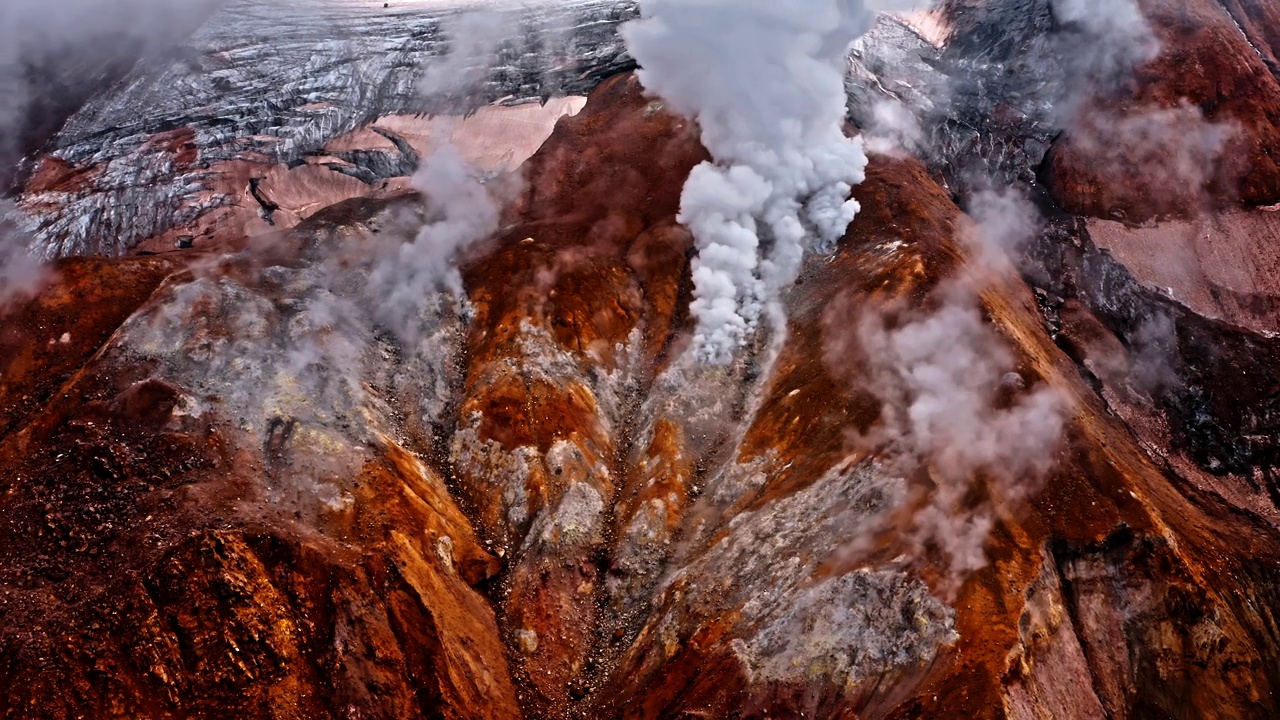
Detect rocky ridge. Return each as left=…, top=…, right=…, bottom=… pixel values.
left=15, top=0, right=638, bottom=258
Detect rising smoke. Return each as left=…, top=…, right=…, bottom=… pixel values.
left=0, top=199, right=47, bottom=304
left=818, top=0, right=1165, bottom=585
left=1046, top=0, right=1235, bottom=223
left=862, top=99, right=928, bottom=157
left=623, top=0, right=1070, bottom=586
left=365, top=7, right=531, bottom=348
left=419, top=9, right=514, bottom=108
left=851, top=283, right=1067, bottom=581
left=1058, top=101, right=1236, bottom=219
left=0, top=0, right=218, bottom=188
left=622, top=0, right=921, bottom=365
left=364, top=144, right=504, bottom=346
left=1051, top=0, right=1159, bottom=90
left=966, top=187, right=1041, bottom=266
left=823, top=190, right=1069, bottom=589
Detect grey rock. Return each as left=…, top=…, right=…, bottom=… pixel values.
left=18, top=0, right=639, bottom=258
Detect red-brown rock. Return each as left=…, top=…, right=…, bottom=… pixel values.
left=3, top=68, right=1280, bottom=720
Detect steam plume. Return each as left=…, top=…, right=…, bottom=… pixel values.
left=854, top=284, right=1066, bottom=484
left=0, top=0, right=217, bottom=188
left=0, top=200, right=47, bottom=304
left=419, top=9, right=513, bottom=106
left=1051, top=0, right=1158, bottom=88
left=365, top=144, right=502, bottom=345
left=823, top=189, right=1069, bottom=588
left=624, top=0, right=920, bottom=365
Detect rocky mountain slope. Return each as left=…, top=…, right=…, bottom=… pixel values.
left=14, top=0, right=638, bottom=258
left=4, top=0, right=1280, bottom=718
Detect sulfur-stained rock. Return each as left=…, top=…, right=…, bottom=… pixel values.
left=6, top=1, right=1280, bottom=716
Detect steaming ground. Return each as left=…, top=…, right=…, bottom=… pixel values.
left=0, top=201, right=46, bottom=304
left=0, top=0, right=1077, bottom=593
left=615, top=0, right=1074, bottom=594
left=6, top=0, right=1280, bottom=716
left=0, top=0, right=1229, bottom=639
left=623, top=0, right=886, bottom=365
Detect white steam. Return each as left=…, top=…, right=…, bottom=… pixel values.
left=1051, top=0, right=1159, bottom=84
left=419, top=9, right=513, bottom=103
left=1066, top=102, right=1235, bottom=212
left=826, top=190, right=1069, bottom=588
left=855, top=285, right=1067, bottom=483
left=0, top=0, right=217, bottom=174
left=364, top=8, right=530, bottom=347
left=0, top=199, right=48, bottom=305
left=967, top=187, right=1041, bottom=265
left=623, top=0, right=918, bottom=365
left=863, top=99, right=927, bottom=157
left=365, top=144, right=502, bottom=345
left=852, top=284, right=1066, bottom=581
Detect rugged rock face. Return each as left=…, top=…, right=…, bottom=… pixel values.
left=5, top=0, right=1280, bottom=718
left=5, top=68, right=1280, bottom=719
left=0, top=0, right=221, bottom=193
left=13, top=0, right=638, bottom=258
left=1046, top=0, right=1280, bottom=220
left=1017, top=0, right=1280, bottom=536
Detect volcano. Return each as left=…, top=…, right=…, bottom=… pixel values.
left=3, top=1, right=1280, bottom=718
